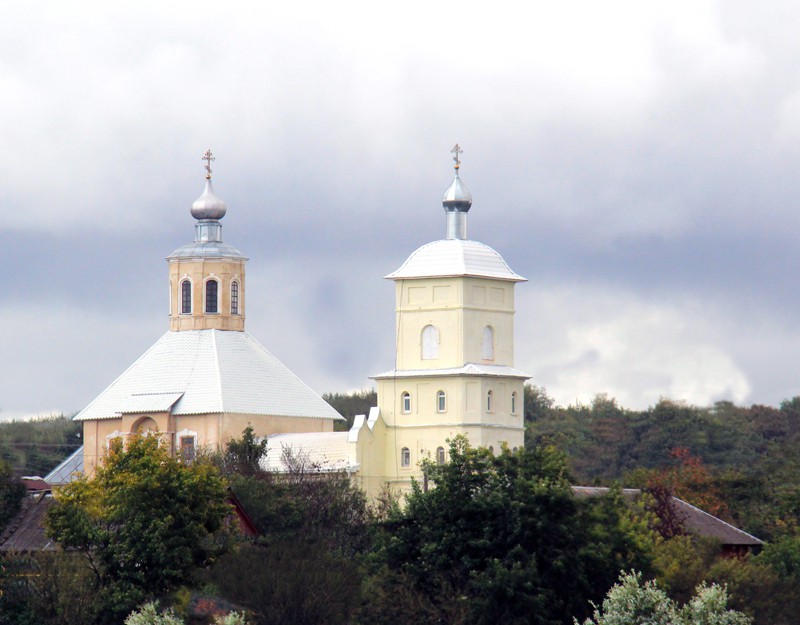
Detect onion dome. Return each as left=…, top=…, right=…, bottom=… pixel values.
left=168, top=150, right=245, bottom=260
left=191, top=177, right=228, bottom=220
left=442, top=143, right=472, bottom=213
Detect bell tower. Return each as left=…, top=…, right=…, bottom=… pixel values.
left=372, top=146, right=528, bottom=488
left=167, top=150, right=247, bottom=332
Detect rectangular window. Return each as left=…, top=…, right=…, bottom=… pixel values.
left=231, top=281, right=239, bottom=315
left=205, top=280, right=218, bottom=313
left=181, top=436, right=196, bottom=462
left=181, top=281, right=191, bottom=314
left=401, top=447, right=410, bottom=467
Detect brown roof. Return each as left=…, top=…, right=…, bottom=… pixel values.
left=571, top=486, right=763, bottom=547
left=0, top=492, right=58, bottom=552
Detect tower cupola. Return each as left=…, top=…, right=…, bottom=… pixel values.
left=442, top=143, right=472, bottom=240
left=167, top=150, right=247, bottom=332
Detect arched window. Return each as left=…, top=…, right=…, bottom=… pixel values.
left=205, top=279, right=219, bottom=313
left=437, top=390, right=446, bottom=412
left=489, top=445, right=494, bottom=454
left=181, top=280, right=192, bottom=314
left=231, top=280, right=239, bottom=315
left=486, top=390, right=493, bottom=412
left=401, top=447, right=411, bottom=467
left=482, top=326, right=494, bottom=360
left=436, top=446, right=446, bottom=464
left=401, top=392, right=411, bottom=414
left=511, top=391, right=518, bottom=414
left=421, top=325, right=439, bottom=360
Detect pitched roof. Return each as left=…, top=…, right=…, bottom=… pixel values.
left=385, top=239, right=526, bottom=282
left=0, top=492, right=57, bottom=552
left=74, top=330, right=343, bottom=422
left=44, top=446, right=84, bottom=486
left=571, top=486, right=763, bottom=547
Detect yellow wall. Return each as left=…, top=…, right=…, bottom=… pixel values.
left=168, top=257, right=246, bottom=331
left=81, top=411, right=334, bottom=476
left=394, top=277, right=515, bottom=370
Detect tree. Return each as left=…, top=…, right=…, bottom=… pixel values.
left=221, top=425, right=267, bottom=476
left=369, top=437, right=654, bottom=625
left=578, top=570, right=751, bottom=625
left=0, top=458, right=24, bottom=534
left=46, top=434, right=230, bottom=624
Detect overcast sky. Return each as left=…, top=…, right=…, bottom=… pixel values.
left=4, top=1, right=800, bottom=420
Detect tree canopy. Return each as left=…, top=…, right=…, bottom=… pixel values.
left=367, top=437, right=654, bottom=625
left=46, top=434, right=230, bottom=624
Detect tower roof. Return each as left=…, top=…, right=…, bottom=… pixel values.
left=386, top=238, right=526, bottom=282
left=74, top=330, right=343, bottom=422
left=168, top=149, right=246, bottom=261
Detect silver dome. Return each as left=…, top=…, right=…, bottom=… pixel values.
left=442, top=173, right=472, bottom=213
left=191, top=178, right=228, bottom=220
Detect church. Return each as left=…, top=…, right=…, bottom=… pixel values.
left=263, top=145, right=529, bottom=497
left=70, top=146, right=529, bottom=497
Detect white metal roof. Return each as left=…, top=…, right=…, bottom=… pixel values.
left=44, top=446, right=84, bottom=486
left=386, top=239, right=526, bottom=282
left=74, top=330, right=344, bottom=422
left=262, top=432, right=357, bottom=472
left=371, top=363, right=530, bottom=380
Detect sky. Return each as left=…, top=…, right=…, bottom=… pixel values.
left=4, top=0, right=800, bottom=420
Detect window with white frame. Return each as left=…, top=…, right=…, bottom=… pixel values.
left=181, top=279, right=192, bottom=314
left=205, top=279, right=219, bottom=313
left=401, top=447, right=411, bottom=467
left=421, top=325, right=440, bottom=360
left=401, top=392, right=411, bottom=414
left=437, top=390, right=446, bottom=412
left=177, top=429, right=198, bottom=462
left=436, top=446, right=446, bottom=464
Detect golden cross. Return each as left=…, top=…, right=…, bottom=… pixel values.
left=202, top=149, right=215, bottom=179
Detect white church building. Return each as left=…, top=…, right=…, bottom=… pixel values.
left=65, top=147, right=528, bottom=498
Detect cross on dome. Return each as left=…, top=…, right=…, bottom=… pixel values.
left=451, top=144, right=463, bottom=171
left=202, top=149, right=215, bottom=179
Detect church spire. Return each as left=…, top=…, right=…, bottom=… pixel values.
left=442, top=144, right=472, bottom=240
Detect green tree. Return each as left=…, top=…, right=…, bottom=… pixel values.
left=221, top=425, right=268, bottom=476
left=578, top=570, right=751, bottom=625
left=323, top=389, right=376, bottom=430
left=0, top=458, right=24, bottom=534
left=370, top=438, right=653, bottom=625
left=46, top=434, right=230, bottom=624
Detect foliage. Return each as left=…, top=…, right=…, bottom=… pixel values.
left=0, top=552, right=97, bottom=625
left=323, top=389, right=377, bottom=431
left=124, top=602, right=184, bottom=625
left=208, top=541, right=359, bottom=625
left=370, top=437, right=654, bottom=625
left=230, top=456, right=372, bottom=555
left=0, top=414, right=81, bottom=477
left=0, top=458, right=25, bottom=534
left=46, top=434, right=231, bottom=624
left=220, top=425, right=268, bottom=476
left=578, top=570, right=751, bottom=625
left=125, top=601, right=249, bottom=625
